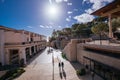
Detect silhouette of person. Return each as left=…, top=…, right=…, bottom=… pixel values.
left=58, top=62, right=61, bottom=71
left=59, top=62, right=61, bottom=67
left=61, top=62, right=64, bottom=69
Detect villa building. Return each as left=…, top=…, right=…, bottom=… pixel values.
left=91, top=0, right=120, bottom=38
left=63, top=0, right=120, bottom=80
left=0, top=26, right=46, bottom=66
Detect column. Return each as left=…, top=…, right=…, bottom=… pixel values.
left=34, top=46, right=36, bottom=54
left=29, top=47, right=32, bottom=56
left=5, top=49, right=9, bottom=64
left=19, top=48, right=26, bottom=64
left=22, top=31, right=25, bottom=42
left=29, top=32, right=31, bottom=42
left=108, top=14, right=113, bottom=38
left=0, top=30, right=5, bottom=65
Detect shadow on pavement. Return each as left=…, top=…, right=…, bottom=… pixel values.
left=59, top=72, right=63, bottom=79
left=62, top=69, right=66, bottom=80
left=70, top=61, right=84, bottom=70
left=27, top=48, right=46, bottom=65
left=70, top=61, right=103, bottom=80
left=70, top=61, right=89, bottom=80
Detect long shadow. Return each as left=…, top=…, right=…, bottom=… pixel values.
left=59, top=72, right=63, bottom=79
left=27, top=48, right=47, bottom=65
left=58, top=63, right=63, bottom=79
left=58, top=61, right=67, bottom=80
left=70, top=61, right=84, bottom=70
left=52, top=50, right=54, bottom=80
left=62, top=69, right=66, bottom=80
left=70, top=61, right=87, bottom=80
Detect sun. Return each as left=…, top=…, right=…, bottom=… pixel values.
left=49, top=6, right=58, bottom=16
left=44, top=4, right=61, bottom=19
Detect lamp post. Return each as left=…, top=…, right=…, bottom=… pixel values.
left=52, top=50, right=54, bottom=80
left=91, top=72, right=95, bottom=80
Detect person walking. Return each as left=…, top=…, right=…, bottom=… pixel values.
left=61, top=62, right=64, bottom=69
left=59, top=62, right=61, bottom=67
left=58, top=62, right=61, bottom=71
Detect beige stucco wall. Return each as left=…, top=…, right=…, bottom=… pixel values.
left=5, top=31, right=43, bottom=43
left=77, top=44, right=120, bottom=70
left=0, top=26, right=47, bottom=65
left=63, top=42, right=71, bottom=61
left=63, top=38, right=120, bottom=70
left=5, top=31, right=24, bottom=43
left=63, top=39, right=78, bottom=61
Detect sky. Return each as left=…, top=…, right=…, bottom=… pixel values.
left=0, top=0, right=114, bottom=38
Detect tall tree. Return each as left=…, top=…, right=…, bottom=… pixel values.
left=112, top=17, right=120, bottom=32
left=91, top=22, right=108, bottom=35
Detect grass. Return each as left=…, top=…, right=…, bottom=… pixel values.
left=0, top=67, right=25, bottom=80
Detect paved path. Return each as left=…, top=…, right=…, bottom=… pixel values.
left=15, top=47, right=102, bottom=80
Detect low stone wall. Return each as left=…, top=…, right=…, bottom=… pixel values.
left=63, top=38, right=92, bottom=61
left=63, top=39, right=78, bottom=61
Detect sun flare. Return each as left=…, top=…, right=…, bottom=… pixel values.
left=49, top=6, right=58, bottom=16
left=44, top=4, right=61, bottom=19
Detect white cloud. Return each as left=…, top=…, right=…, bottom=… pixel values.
left=58, top=26, right=62, bottom=28
left=85, top=8, right=93, bottom=14
left=74, top=13, right=94, bottom=23
left=66, top=18, right=70, bottom=22
left=54, top=0, right=68, bottom=3
left=27, top=26, right=33, bottom=28
left=64, top=0, right=68, bottom=2
left=39, top=25, right=45, bottom=28
left=68, top=16, right=71, bottom=19
left=39, top=25, right=53, bottom=29
left=67, top=3, right=72, bottom=5
left=74, top=9, right=78, bottom=11
left=46, top=26, right=52, bottom=28
left=83, top=0, right=113, bottom=14
left=49, top=22, right=54, bottom=25
left=67, top=11, right=72, bottom=14
left=55, top=0, right=62, bottom=3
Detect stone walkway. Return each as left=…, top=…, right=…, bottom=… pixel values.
left=15, top=47, right=103, bottom=80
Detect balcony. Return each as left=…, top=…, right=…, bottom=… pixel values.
left=5, top=40, right=46, bottom=46
left=83, top=44, right=120, bottom=59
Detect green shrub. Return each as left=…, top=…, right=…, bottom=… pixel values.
left=61, top=53, right=67, bottom=59
left=0, top=68, right=25, bottom=80
left=76, top=68, right=86, bottom=76
left=76, top=69, right=80, bottom=75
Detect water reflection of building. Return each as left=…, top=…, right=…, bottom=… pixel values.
left=0, top=26, right=46, bottom=66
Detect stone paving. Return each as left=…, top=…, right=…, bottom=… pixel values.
left=15, top=47, right=103, bottom=80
